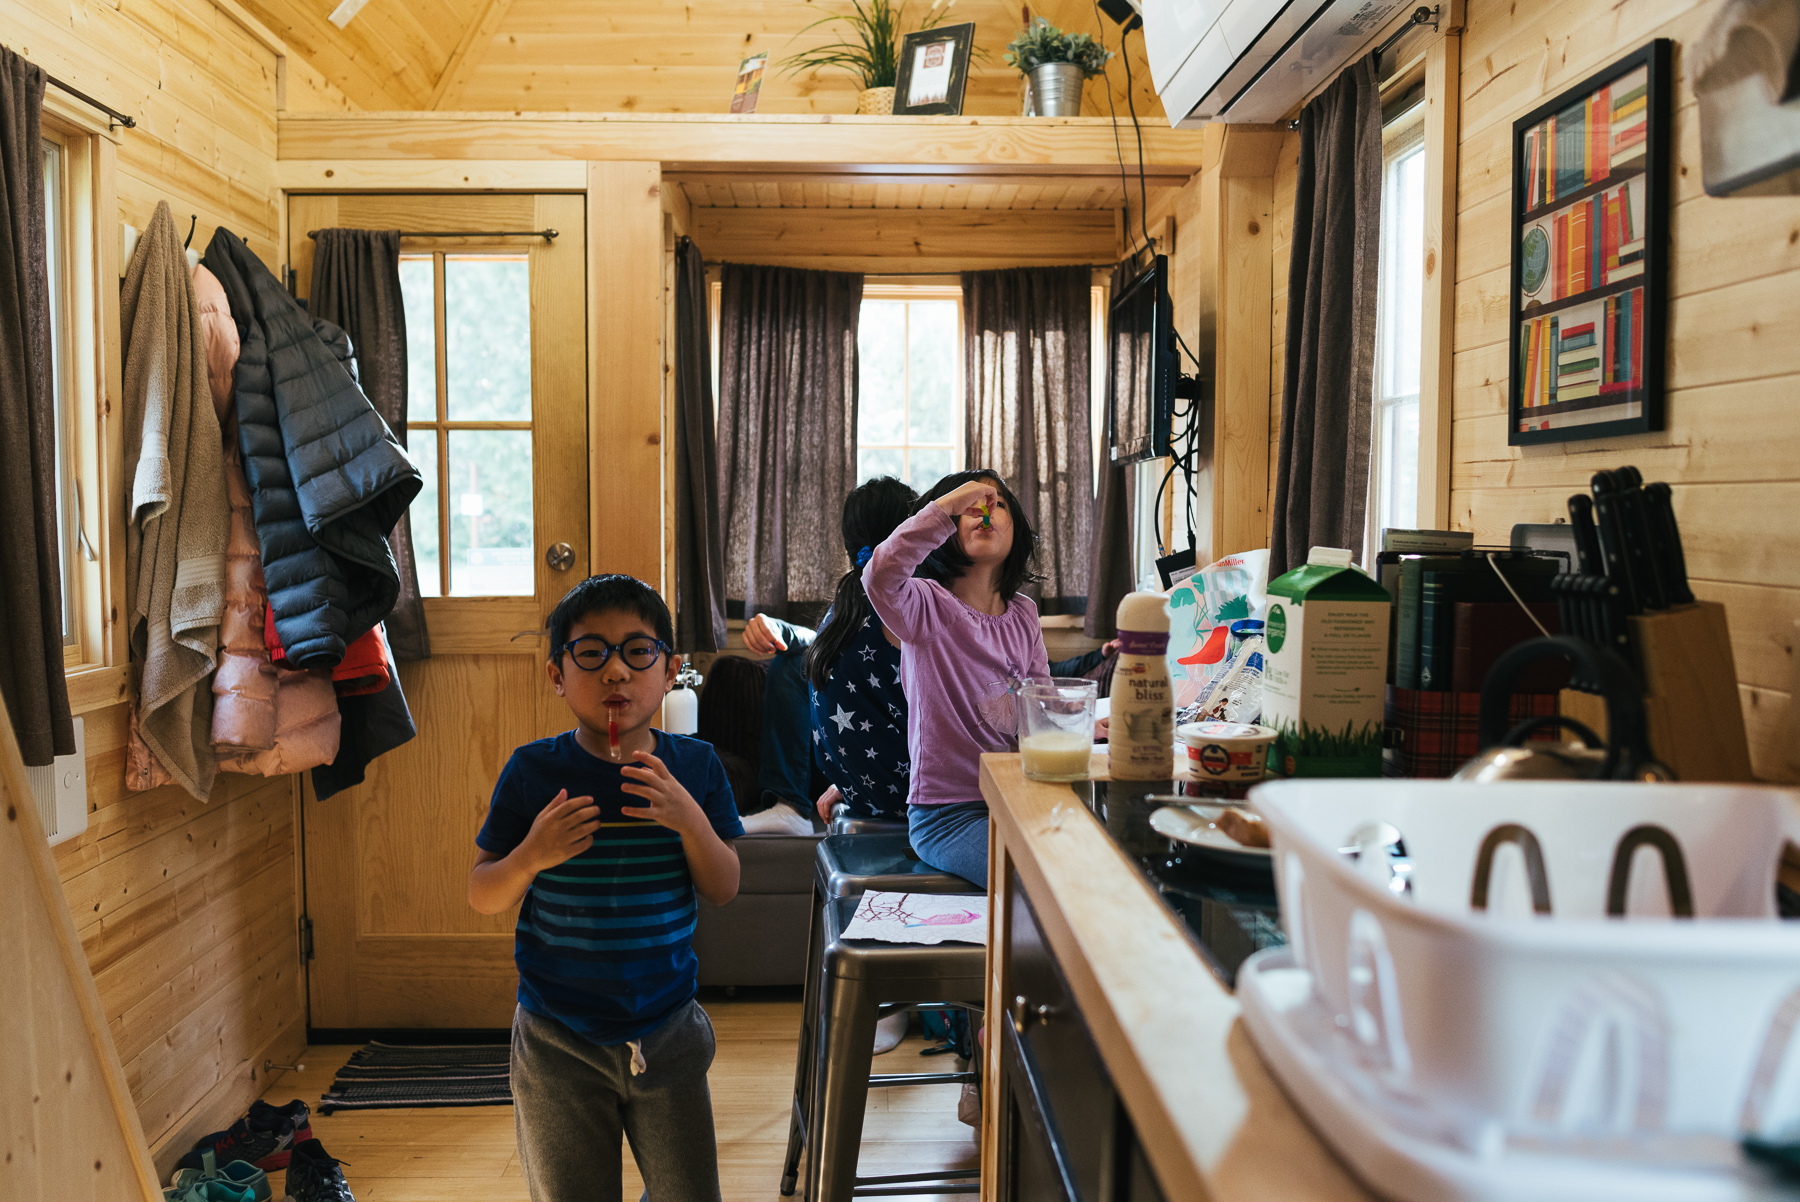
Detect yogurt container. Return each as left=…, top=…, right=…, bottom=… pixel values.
left=1177, top=721, right=1277, bottom=783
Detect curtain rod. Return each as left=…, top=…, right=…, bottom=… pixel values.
left=45, top=72, right=135, bottom=129
left=307, top=228, right=559, bottom=242
left=701, top=262, right=1116, bottom=276
left=1287, top=4, right=1438, bottom=129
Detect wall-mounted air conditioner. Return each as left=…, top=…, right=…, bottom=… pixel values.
left=1142, top=0, right=1415, bottom=126
left=26, top=716, right=87, bottom=846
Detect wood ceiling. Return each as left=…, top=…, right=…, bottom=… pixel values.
left=241, top=0, right=1164, bottom=122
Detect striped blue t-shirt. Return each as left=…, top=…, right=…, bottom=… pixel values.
left=476, top=729, right=744, bottom=1044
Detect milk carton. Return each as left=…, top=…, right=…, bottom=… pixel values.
left=1262, top=547, right=1390, bottom=778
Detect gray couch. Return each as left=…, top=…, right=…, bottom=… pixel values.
left=693, top=832, right=821, bottom=987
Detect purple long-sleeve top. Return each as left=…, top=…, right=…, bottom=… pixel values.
left=863, top=504, right=1051, bottom=807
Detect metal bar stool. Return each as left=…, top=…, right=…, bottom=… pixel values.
left=808, top=894, right=985, bottom=1201
left=779, top=834, right=980, bottom=1197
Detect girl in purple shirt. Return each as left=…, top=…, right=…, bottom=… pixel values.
left=863, top=470, right=1051, bottom=888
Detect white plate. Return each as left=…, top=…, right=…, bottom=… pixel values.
left=1148, top=803, right=1273, bottom=863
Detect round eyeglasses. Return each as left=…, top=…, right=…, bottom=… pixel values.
left=560, top=635, right=670, bottom=672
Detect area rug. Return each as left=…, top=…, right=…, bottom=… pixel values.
left=318, top=1041, right=511, bottom=1114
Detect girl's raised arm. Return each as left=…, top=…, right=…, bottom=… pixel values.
left=863, top=504, right=958, bottom=644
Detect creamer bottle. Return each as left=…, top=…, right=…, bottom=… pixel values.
left=1109, top=591, right=1174, bottom=779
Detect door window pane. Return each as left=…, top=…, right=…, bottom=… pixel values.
left=445, top=255, right=531, bottom=420
left=907, top=447, right=955, bottom=491
left=859, top=446, right=904, bottom=484
left=399, top=255, right=437, bottom=422
left=411, top=434, right=441, bottom=597
left=448, top=429, right=533, bottom=596
left=43, top=140, right=74, bottom=642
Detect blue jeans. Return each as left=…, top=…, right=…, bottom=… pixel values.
left=907, top=801, right=991, bottom=889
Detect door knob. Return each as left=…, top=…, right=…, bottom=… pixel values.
left=545, top=542, right=575, bottom=571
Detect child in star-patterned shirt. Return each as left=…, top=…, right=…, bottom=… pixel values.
left=804, top=477, right=919, bottom=821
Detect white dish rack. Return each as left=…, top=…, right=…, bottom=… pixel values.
left=1236, top=779, right=1800, bottom=1201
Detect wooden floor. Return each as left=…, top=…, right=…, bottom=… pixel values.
left=258, top=997, right=978, bottom=1201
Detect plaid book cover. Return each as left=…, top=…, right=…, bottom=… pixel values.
left=1384, top=687, right=1559, bottom=778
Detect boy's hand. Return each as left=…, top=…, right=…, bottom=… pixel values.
left=620, top=752, right=709, bottom=835
left=518, top=789, right=600, bottom=872
left=815, top=784, right=842, bottom=827
left=934, top=479, right=999, bottom=522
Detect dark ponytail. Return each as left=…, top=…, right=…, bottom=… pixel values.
left=807, top=476, right=919, bottom=689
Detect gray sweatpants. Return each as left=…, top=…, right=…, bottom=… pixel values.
left=510, top=1001, right=722, bottom=1202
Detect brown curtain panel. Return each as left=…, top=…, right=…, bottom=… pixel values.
left=1084, top=262, right=1137, bottom=638
left=716, top=262, right=862, bottom=623
left=962, top=265, right=1094, bottom=615
left=0, top=45, right=74, bottom=766
left=673, top=238, right=726, bottom=652
left=308, top=228, right=430, bottom=661
left=1271, top=57, right=1383, bottom=577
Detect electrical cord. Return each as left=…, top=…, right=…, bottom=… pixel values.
left=1094, top=0, right=1139, bottom=260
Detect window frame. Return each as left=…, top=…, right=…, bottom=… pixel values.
left=399, top=248, right=538, bottom=600
left=1364, top=97, right=1429, bottom=568
left=855, top=282, right=964, bottom=491
left=39, top=114, right=109, bottom=679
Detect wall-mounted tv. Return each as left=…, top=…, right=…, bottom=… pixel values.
left=1107, top=254, right=1177, bottom=465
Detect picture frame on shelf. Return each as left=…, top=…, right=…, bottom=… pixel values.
left=730, top=52, right=769, bottom=114
left=1508, top=39, right=1671, bottom=446
left=894, top=23, right=975, bottom=116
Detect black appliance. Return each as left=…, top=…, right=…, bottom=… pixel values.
left=1106, top=255, right=1178, bottom=465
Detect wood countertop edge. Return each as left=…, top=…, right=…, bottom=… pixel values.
left=979, top=752, right=1376, bottom=1202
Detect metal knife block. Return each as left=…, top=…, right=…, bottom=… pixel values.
left=1560, top=601, right=1755, bottom=782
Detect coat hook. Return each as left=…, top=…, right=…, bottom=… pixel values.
left=185, top=215, right=197, bottom=249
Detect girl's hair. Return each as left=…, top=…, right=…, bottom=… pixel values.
left=914, top=469, right=1042, bottom=602
left=807, top=476, right=921, bottom=688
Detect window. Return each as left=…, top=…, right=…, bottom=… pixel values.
left=40, top=121, right=101, bottom=669
left=855, top=287, right=961, bottom=491
left=1366, top=100, right=1427, bottom=564
left=398, top=252, right=535, bottom=597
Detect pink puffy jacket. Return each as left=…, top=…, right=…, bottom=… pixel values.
left=193, top=264, right=341, bottom=776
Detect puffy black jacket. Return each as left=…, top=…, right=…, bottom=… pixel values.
left=203, top=229, right=421, bottom=668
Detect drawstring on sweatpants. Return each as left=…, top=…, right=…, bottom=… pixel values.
left=628, top=1040, right=647, bottom=1076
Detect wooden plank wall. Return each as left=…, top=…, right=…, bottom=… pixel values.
left=2, top=0, right=310, bottom=1172
left=1450, top=0, right=1800, bottom=781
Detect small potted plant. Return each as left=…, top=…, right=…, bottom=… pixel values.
left=1004, top=14, right=1111, bottom=116
left=781, top=0, right=964, bottom=115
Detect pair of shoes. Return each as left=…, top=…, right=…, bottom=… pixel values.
left=177, top=1100, right=313, bottom=1173
left=738, top=799, right=816, bottom=836
left=872, top=1010, right=909, bottom=1055
left=285, top=1138, right=356, bottom=1202
left=164, top=1182, right=256, bottom=1202
left=168, top=1150, right=271, bottom=1202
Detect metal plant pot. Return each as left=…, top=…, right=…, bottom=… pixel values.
left=1028, top=63, right=1085, bottom=116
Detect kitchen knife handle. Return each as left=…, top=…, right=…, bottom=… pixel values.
left=1568, top=494, right=1603, bottom=576
left=1590, top=491, right=1641, bottom=614
left=1618, top=485, right=1668, bottom=611
left=1645, top=482, right=1695, bottom=605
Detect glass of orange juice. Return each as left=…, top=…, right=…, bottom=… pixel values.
left=1017, top=677, right=1099, bottom=782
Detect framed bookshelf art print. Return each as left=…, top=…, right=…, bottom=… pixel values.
left=1509, top=40, right=1671, bottom=445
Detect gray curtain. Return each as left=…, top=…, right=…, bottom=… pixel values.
left=1085, top=262, right=1137, bottom=639
left=308, top=228, right=429, bottom=661
left=962, top=265, right=1093, bottom=615
left=674, top=238, right=726, bottom=652
left=1272, top=57, right=1383, bottom=577
left=717, top=262, right=862, bottom=623
left=0, top=45, right=73, bottom=766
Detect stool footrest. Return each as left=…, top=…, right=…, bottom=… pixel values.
left=867, top=1071, right=975, bottom=1088
left=856, top=1168, right=981, bottom=1185
left=852, top=1187, right=979, bottom=1197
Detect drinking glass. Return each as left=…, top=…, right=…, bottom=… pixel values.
left=1017, top=677, right=1099, bottom=782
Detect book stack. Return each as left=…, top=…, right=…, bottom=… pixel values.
left=1521, top=67, right=1649, bottom=210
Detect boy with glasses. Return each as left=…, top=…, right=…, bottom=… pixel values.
left=469, top=574, right=742, bottom=1202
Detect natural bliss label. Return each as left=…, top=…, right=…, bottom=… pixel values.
left=1262, top=554, right=1390, bottom=779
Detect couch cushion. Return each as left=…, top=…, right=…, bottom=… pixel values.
left=734, top=832, right=824, bottom=893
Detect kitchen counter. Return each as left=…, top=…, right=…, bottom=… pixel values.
left=978, top=751, right=1375, bottom=1202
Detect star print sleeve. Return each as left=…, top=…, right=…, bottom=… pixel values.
left=864, top=504, right=957, bottom=645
